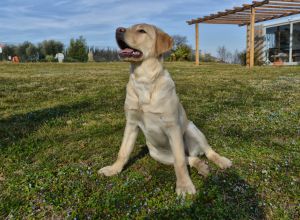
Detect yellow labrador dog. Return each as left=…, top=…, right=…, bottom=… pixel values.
left=99, top=24, right=232, bottom=196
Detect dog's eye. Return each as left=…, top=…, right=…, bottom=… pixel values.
left=138, top=29, right=146, bottom=33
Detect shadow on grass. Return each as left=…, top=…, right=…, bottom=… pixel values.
left=147, top=169, right=265, bottom=220
left=109, top=146, right=265, bottom=219
left=0, top=100, right=95, bottom=149
left=123, top=146, right=149, bottom=171
left=98, top=165, right=265, bottom=219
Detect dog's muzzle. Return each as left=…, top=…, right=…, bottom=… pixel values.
left=116, top=27, right=143, bottom=59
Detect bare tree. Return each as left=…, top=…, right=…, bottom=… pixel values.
left=172, top=35, right=188, bottom=49
left=217, top=46, right=232, bottom=63
left=232, top=49, right=241, bottom=64
left=92, top=47, right=119, bottom=62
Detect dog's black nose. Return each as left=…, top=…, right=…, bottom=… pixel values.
left=116, top=27, right=126, bottom=33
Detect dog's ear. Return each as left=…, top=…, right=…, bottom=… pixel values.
left=155, top=29, right=173, bottom=56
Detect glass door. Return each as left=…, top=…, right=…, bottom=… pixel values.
left=266, top=24, right=290, bottom=63
left=292, top=22, right=300, bottom=62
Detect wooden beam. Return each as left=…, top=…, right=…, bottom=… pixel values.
left=212, top=17, right=251, bottom=21
left=254, top=9, right=297, bottom=13
left=249, top=7, right=256, bottom=68
left=195, top=23, right=199, bottom=65
left=289, top=22, right=293, bottom=62
left=235, top=12, right=268, bottom=17
left=261, top=5, right=300, bottom=9
left=240, top=9, right=300, bottom=26
left=204, top=20, right=245, bottom=24
left=256, top=8, right=300, bottom=12
left=269, top=2, right=300, bottom=6
left=246, top=24, right=251, bottom=67
left=270, top=0, right=300, bottom=2
left=212, top=13, right=269, bottom=20
left=238, top=11, right=280, bottom=16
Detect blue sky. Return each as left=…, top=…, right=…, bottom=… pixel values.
left=1, top=0, right=300, bottom=55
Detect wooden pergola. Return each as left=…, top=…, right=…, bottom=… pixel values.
left=187, top=0, right=300, bottom=67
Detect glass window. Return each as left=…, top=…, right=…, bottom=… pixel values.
left=292, top=22, right=300, bottom=62
left=266, top=24, right=290, bottom=63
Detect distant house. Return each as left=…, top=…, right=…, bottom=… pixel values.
left=258, top=18, right=300, bottom=65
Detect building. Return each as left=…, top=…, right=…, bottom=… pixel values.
left=261, top=18, right=300, bottom=65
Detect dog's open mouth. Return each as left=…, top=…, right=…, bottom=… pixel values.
left=117, top=39, right=143, bottom=59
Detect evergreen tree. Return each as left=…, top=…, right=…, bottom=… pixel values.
left=68, top=36, right=88, bottom=62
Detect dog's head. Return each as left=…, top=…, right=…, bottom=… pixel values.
left=116, top=23, right=173, bottom=62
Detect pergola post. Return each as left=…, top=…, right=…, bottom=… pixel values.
left=195, top=23, right=199, bottom=65
left=289, top=22, right=293, bottom=63
left=246, top=24, right=250, bottom=67
left=249, top=7, right=256, bottom=68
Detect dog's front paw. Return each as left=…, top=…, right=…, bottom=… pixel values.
left=176, top=181, right=196, bottom=196
left=193, top=160, right=210, bottom=177
left=198, top=162, right=210, bottom=177
left=98, top=165, right=121, bottom=176
left=216, top=156, right=232, bottom=169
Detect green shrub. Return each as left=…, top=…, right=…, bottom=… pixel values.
left=170, top=44, right=192, bottom=61
left=45, top=55, right=54, bottom=62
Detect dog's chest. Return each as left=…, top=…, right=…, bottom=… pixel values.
left=137, top=112, right=169, bottom=147
left=131, top=78, right=154, bottom=105
left=127, top=78, right=164, bottom=133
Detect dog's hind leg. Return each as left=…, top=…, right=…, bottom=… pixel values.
left=147, top=143, right=209, bottom=177
left=184, top=122, right=232, bottom=169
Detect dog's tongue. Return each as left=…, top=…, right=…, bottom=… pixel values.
left=120, top=48, right=134, bottom=56
left=122, top=48, right=133, bottom=53
left=119, top=48, right=142, bottom=58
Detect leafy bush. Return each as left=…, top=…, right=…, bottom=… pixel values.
left=45, top=55, right=55, bottom=62
left=1, top=44, right=17, bottom=61
left=38, top=40, right=64, bottom=60
left=170, top=44, right=193, bottom=61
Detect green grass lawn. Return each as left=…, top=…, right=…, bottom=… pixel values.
left=0, top=62, right=299, bottom=219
